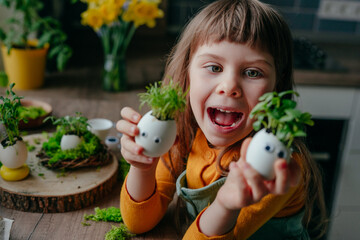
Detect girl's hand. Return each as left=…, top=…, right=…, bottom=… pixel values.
left=216, top=137, right=301, bottom=211
left=116, top=107, right=158, bottom=170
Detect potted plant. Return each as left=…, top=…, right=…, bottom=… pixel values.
left=0, top=0, right=72, bottom=90
left=45, top=113, right=89, bottom=151
left=38, top=112, right=111, bottom=169
left=0, top=83, right=29, bottom=181
left=246, top=90, right=314, bottom=180
left=135, top=80, right=187, bottom=157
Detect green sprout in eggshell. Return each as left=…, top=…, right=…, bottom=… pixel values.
left=0, top=83, right=24, bottom=147
left=250, top=90, right=314, bottom=148
left=45, top=112, right=89, bottom=136
left=138, top=79, right=187, bottom=121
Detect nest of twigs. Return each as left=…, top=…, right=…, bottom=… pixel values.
left=36, top=146, right=112, bottom=170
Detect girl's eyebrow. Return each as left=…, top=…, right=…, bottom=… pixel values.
left=196, top=53, right=224, bottom=61
left=247, top=59, right=274, bottom=68
left=196, top=53, right=273, bottom=68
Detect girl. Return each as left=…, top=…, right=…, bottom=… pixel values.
left=117, top=0, right=327, bottom=239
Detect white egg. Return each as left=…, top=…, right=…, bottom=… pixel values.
left=135, top=111, right=177, bottom=157
left=0, top=140, right=28, bottom=169
left=60, top=135, right=82, bottom=150
left=246, top=128, right=290, bottom=180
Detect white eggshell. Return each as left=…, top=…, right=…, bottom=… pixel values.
left=135, top=111, right=177, bottom=157
left=0, top=140, right=28, bottom=169
left=60, top=135, right=82, bottom=150
left=246, top=129, right=290, bottom=180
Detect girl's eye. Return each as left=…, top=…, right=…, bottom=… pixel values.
left=206, top=65, right=222, bottom=73
left=245, top=69, right=262, bottom=78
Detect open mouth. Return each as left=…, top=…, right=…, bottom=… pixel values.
left=208, top=107, right=243, bottom=128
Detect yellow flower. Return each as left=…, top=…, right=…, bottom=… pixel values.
left=81, top=0, right=98, bottom=4
left=81, top=8, right=104, bottom=30
left=123, top=0, right=163, bottom=28
left=112, top=0, right=126, bottom=8
left=99, top=1, right=121, bottom=24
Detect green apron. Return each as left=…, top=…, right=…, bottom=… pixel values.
left=176, top=170, right=310, bottom=239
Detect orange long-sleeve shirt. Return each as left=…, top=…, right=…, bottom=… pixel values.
left=120, top=130, right=305, bottom=239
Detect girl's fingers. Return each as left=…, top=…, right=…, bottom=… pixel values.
left=116, top=119, right=139, bottom=137
left=120, top=134, right=143, bottom=155
left=120, top=107, right=141, bottom=124
left=273, top=159, right=290, bottom=194
left=226, top=162, right=253, bottom=207
left=240, top=161, right=269, bottom=201
left=240, top=137, right=252, bottom=160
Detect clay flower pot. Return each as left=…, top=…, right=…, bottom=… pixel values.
left=0, top=140, right=28, bottom=169
left=135, top=111, right=177, bottom=157
left=246, top=129, right=290, bottom=180
left=60, top=134, right=82, bottom=150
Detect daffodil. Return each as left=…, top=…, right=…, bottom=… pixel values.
left=81, top=8, right=104, bottom=30
left=123, top=0, right=164, bottom=28
left=77, top=0, right=163, bottom=91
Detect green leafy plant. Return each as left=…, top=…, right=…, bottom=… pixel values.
left=41, top=130, right=102, bottom=165
left=38, top=113, right=110, bottom=168
left=0, top=83, right=23, bottom=147
left=83, top=207, right=122, bottom=223
left=18, top=105, right=47, bottom=120
left=0, top=71, right=8, bottom=87
left=0, top=0, right=72, bottom=71
left=139, top=79, right=187, bottom=121
left=250, top=90, right=314, bottom=148
left=82, top=207, right=134, bottom=240
left=105, top=225, right=134, bottom=240
left=45, top=112, right=89, bottom=136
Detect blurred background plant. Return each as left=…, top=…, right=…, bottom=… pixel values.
left=0, top=0, right=72, bottom=71
left=74, top=0, right=164, bottom=92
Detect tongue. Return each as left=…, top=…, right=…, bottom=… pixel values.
left=214, top=110, right=239, bottom=126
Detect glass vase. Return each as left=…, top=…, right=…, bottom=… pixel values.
left=102, top=54, right=128, bottom=92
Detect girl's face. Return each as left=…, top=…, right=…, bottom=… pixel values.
left=189, top=40, right=276, bottom=147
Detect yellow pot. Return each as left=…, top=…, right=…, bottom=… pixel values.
left=1, top=43, right=48, bottom=90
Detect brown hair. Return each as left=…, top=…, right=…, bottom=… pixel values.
left=162, top=0, right=327, bottom=238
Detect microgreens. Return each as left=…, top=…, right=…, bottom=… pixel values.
left=250, top=90, right=314, bottom=148
left=138, top=79, right=187, bottom=121
left=45, top=112, right=89, bottom=136
left=105, top=224, right=134, bottom=240
left=84, top=207, right=122, bottom=223
left=0, top=83, right=23, bottom=147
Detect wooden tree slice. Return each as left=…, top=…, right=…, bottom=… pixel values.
left=0, top=134, right=118, bottom=213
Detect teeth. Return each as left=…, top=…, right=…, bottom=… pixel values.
left=216, top=108, right=232, bottom=113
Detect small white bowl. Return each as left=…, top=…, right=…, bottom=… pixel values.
left=87, top=118, right=113, bottom=141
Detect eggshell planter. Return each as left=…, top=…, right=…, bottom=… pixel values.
left=60, top=135, right=82, bottom=151
left=0, top=140, right=28, bottom=169
left=246, top=129, right=291, bottom=180
left=135, top=111, right=177, bottom=157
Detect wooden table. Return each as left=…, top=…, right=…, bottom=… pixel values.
left=0, top=72, right=182, bottom=239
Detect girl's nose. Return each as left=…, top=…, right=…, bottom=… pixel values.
left=216, top=75, right=242, bottom=98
